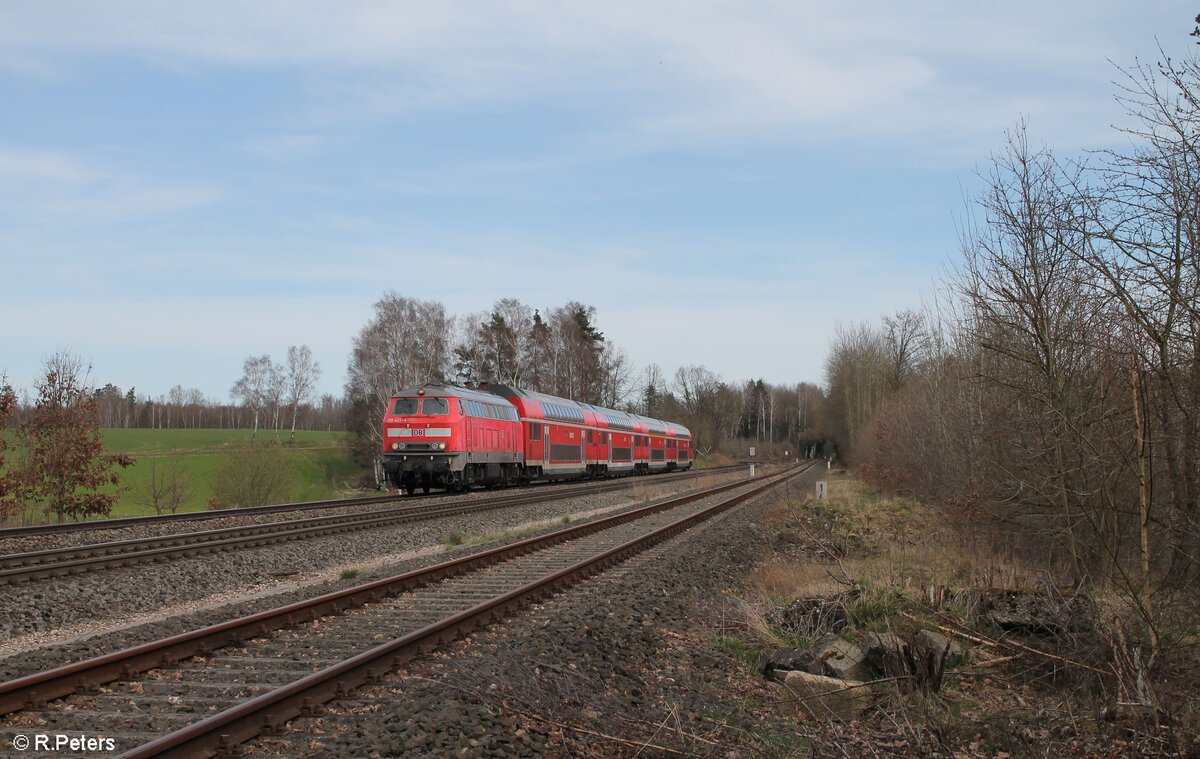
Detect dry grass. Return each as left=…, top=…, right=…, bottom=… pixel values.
left=750, top=561, right=847, bottom=600
left=718, top=470, right=1200, bottom=757
left=761, top=472, right=1061, bottom=596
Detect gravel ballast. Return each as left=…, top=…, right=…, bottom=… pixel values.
left=0, top=471, right=742, bottom=681
left=238, top=465, right=822, bottom=758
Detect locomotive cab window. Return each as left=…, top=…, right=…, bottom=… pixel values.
left=391, top=398, right=418, bottom=415
left=421, top=398, right=449, bottom=416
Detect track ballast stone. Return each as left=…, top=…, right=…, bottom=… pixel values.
left=0, top=473, right=736, bottom=682
left=244, top=466, right=820, bottom=758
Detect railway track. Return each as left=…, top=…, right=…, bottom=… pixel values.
left=0, top=465, right=741, bottom=541
left=0, top=466, right=740, bottom=585
left=0, top=463, right=810, bottom=758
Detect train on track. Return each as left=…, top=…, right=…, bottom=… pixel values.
left=382, top=382, right=693, bottom=494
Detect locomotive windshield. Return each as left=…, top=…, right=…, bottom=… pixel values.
left=390, top=397, right=450, bottom=416
left=421, top=398, right=449, bottom=416
left=391, top=398, right=419, bottom=415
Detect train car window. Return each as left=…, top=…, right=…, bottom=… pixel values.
left=601, top=432, right=607, bottom=445
left=421, top=398, right=449, bottom=416
left=456, top=399, right=463, bottom=415
left=391, top=398, right=418, bottom=415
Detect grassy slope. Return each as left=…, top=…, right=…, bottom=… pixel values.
left=717, top=470, right=1200, bottom=755
left=100, top=429, right=368, bottom=518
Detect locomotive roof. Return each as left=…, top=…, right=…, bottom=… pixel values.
left=391, top=383, right=518, bottom=408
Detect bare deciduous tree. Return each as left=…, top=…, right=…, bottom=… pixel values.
left=285, top=345, right=321, bottom=443
left=137, top=448, right=193, bottom=515
left=345, top=292, right=453, bottom=474
left=231, top=355, right=275, bottom=440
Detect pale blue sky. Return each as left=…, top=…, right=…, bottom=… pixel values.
left=1, top=2, right=1195, bottom=402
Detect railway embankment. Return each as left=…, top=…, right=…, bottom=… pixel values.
left=0, top=470, right=742, bottom=677
left=3, top=465, right=1195, bottom=757
left=246, top=466, right=1195, bottom=758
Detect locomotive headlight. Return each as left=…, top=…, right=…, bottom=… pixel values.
left=397, top=443, right=407, bottom=450
left=391, top=442, right=399, bottom=450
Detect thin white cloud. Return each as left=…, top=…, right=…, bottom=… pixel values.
left=0, top=148, right=98, bottom=185
left=2, top=2, right=1187, bottom=149
left=0, top=147, right=220, bottom=223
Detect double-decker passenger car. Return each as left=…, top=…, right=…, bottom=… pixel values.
left=381, top=382, right=693, bottom=493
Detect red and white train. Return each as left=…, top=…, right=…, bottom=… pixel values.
left=381, top=382, right=693, bottom=494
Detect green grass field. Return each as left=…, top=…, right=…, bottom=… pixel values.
left=3, top=429, right=708, bottom=526
left=79, top=429, right=369, bottom=520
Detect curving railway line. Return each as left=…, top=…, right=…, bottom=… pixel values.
left=0, top=466, right=740, bottom=585
left=0, top=465, right=743, bottom=542
left=0, top=463, right=810, bottom=759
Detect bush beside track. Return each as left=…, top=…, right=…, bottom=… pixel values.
left=96, top=430, right=366, bottom=519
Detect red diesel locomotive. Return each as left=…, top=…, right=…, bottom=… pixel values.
left=381, top=383, right=693, bottom=494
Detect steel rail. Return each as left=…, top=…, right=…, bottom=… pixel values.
left=0, top=466, right=742, bottom=585
left=117, top=464, right=810, bottom=759
left=0, top=467, right=801, bottom=721
left=0, top=465, right=738, bottom=540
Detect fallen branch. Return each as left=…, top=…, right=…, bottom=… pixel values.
left=898, top=611, right=1116, bottom=679
left=966, top=654, right=1024, bottom=669
left=769, top=674, right=914, bottom=705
